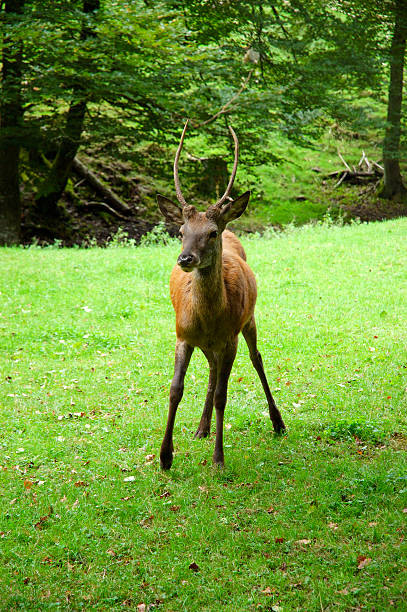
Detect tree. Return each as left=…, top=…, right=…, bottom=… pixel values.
left=34, top=0, right=100, bottom=219
left=0, top=0, right=25, bottom=245
left=380, top=0, right=407, bottom=199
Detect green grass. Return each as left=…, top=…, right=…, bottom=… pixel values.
left=0, top=219, right=406, bottom=610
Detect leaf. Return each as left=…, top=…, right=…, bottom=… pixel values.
left=74, top=481, right=88, bottom=487
left=189, top=562, right=200, bottom=572
left=140, top=515, right=154, bottom=527
left=295, top=539, right=311, bottom=546
left=169, top=505, right=180, bottom=512
left=34, top=506, right=53, bottom=530
left=328, top=522, right=338, bottom=530
left=262, top=586, right=272, bottom=594
left=357, top=555, right=372, bottom=569
left=137, top=605, right=146, bottom=612
left=275, top=537, right=285, bottom=543
left=124, top=476, right=136, bottom=482
left=24, top=479, right=34, bottom=490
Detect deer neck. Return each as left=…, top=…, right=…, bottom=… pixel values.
left=191, top=244, right=225, bottom=313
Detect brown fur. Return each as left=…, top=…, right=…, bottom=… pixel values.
left=170, top=230, right=254, bottom=352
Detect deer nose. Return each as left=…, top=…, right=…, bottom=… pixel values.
left=177, top=253, right=195, bottom=268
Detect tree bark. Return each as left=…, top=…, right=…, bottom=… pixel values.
left=35, top=0, right=100, bottom=217
left=379, top=0, right=407, bottom=200
left=0, top=0, right=24, bottom=245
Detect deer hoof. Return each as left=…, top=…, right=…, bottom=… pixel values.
left=273, top=421, right=286, bottom=435
left=160, top=451, right=173, bottom=470
left=194, top=427, right=210, bottom=439
left=212, top=452, right=224, bottom=467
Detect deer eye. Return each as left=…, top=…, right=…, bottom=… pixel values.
left=209, top=230, right=218, bottom=239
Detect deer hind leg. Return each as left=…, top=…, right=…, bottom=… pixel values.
left=195, top=351, right=217, bottom=439
left=242, top=317, right=286, bottom=434
left=213, top=341, right=238, bottom=467
left=160, top=340, right=194, bottom=470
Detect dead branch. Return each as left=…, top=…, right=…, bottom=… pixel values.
left=324, top=151, right=384, bottom=188
left=82, top=201, right=130, bottom=220
left=194, top=70, right=254, bottom=128
left=72, top=157, right=132, bottom=215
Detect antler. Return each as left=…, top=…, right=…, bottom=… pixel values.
left=174, top=119, right=189, bottom=208
left=215, top=126, right=239, bottom=208
left=174, top=120, right=239, bottom=209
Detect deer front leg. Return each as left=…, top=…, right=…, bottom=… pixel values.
left=160, top=340, right=194, bottom=470
left=195, top=352, right=217, bottom=439
left=243, top=317, right=285, bottom=434
left=213, top=342, right=237, bottom=467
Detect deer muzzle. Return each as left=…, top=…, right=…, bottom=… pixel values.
left=177, top=252, right=199, bottom=271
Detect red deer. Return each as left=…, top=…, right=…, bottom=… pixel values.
left=157, top=120, right=285, bottom=469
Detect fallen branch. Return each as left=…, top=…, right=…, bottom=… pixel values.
left=82, top=201, right=130, bottom=220
left=325, top=151, right=384, bottom=188
left=72, top=157, right=132, bottom=216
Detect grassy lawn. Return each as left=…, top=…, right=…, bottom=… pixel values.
left=0, top=219, right=406, bottom=610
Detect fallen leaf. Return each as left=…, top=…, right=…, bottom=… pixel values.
left=139, top=515, right=154, bottom=527
left=189, top=562, right=200, bottom=572
left=74, top=481, right=87, bottom=487
left=170, top=505, right=180, bottom=512
left=267, top=505, right=275, bottom=514
left=34, top=506, right=53, bottom=530
left=357, top=555, right=371, bottom=570
left=137, top=604, right=146, bottom=612
left=24, top=479, right=33, bottom=490
left=123, top=476, right=136, bottom=482
left=145, top=454, right=155, bottom=462
left=262, top=586, right=272, bottom=595
left=275, top=537, right=284, bottom=543
left=23, top=577, right=30, bottom=585
left=328, top=522, right=338, bottom=530
left=295, top=539, right=311, bottom=546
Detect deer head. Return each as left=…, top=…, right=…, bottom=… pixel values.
left=157, top=120, right=250, bottom=271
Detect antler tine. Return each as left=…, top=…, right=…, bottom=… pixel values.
left=215, top=126, right=239, bottom=208
left=174, top=119, right=189, bottom=208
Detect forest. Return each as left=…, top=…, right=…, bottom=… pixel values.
left=1, top=0, right=407, bottom=245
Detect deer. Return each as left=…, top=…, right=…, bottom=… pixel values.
left=157, top=120, right=285, bottom=470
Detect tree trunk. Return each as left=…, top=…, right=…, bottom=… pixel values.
left=379, top=0, right=407, bottom=200
left=35, top=100, right=88, bottom=216
left=35, top=0, right=100, bottom=218
left=0, top=0, right=24, bottom=245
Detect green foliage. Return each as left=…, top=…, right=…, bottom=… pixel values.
left=324, top=420, right=387, bottom=444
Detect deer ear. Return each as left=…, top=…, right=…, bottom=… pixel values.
left=219, top=191, right=250, bottom=225
left=157, top=195, right=184, bottom=226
